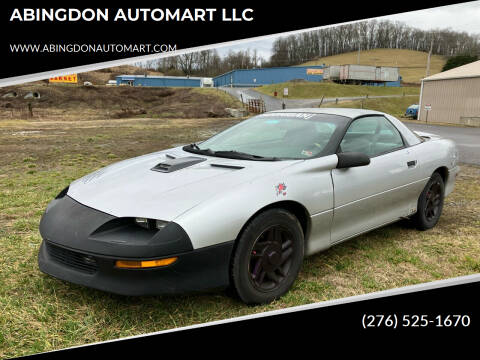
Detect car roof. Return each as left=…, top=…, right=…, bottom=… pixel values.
left=268, top=108, right=385, bottom=119
left=264, top=107, right=422, bottom=147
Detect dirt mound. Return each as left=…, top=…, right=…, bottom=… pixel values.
left=0, top=84, right=234, bottom=120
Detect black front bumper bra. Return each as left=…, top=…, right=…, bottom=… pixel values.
left=38, top=195, right=234, bottom=296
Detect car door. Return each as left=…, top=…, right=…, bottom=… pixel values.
left=330, top=115, right=420, bottom=244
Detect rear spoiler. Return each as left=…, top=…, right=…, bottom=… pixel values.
left=413, top=131, right=441, bottom=141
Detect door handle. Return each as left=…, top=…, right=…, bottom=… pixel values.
left=407, top=160, right=417, bottom=168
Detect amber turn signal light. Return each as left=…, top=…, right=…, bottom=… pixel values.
left=115, top=257, right=178, bottom=269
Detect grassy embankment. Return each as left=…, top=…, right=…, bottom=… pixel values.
left=0, top=84, right=243, bottom=121
left=256, top=81, right=420, bottom=99
left=325, top=96, right=418, bottom=118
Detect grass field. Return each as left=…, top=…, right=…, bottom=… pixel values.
left=1, top=115, right=479, bottom=358
left=324, top=96, right=419, bottom=119
left=302, top=48, right=447, bottom=84
left=255, top=81, right=420, bottom=99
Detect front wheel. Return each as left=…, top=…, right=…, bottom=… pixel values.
left=412, top=172, right=445, bottom=230
left=231, top=209, right=304, bottom=304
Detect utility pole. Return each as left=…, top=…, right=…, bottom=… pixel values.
left=426, top=39, right=433, bottom=77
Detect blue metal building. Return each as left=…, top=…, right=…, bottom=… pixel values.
left=115, top=75, right=206, bottom=87
left=213, top=65, right=325, bottom=87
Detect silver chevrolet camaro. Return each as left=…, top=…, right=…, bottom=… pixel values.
left=38, top=108, right=459, bottom=304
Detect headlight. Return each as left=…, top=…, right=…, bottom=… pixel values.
left=134, top=218, right=169, bottom=231
left=134, top=217, right=149, bottom=229
left=155, top=220, right=168, bottom=230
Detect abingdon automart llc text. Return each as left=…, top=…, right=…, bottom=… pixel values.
left=9, top=8, right=254, bottom=22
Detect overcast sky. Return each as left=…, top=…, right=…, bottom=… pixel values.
left=384, top=1, right=480, bottom=33
left=216, top=1, right=480, bottom=60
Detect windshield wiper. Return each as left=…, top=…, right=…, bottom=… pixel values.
left=213, top=150, right=279, bottom=161
left=183, top=144, right=279, bottom=161
left=183, top=143, right=214, bottom=155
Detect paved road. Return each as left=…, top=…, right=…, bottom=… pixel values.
left=404, top=123, right=480, bottom=165
left=221, top=87, right=418, bottom=112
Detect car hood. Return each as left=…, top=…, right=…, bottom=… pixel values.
left=67, top=147, right=297, bottom=220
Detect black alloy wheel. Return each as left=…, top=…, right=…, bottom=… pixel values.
left=231, top=208, right=304, bottom=304
left=424, top=180, right=443, bottom=222
left=248, top=225, right=294, bottom=291
left=412, top=172, right=445, bottom=230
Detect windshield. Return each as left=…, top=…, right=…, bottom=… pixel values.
left=185, top=112, right=350, bottom=160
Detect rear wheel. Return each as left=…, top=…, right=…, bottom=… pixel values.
left=412, top=172, right=445, bottom=230
left=231, top=209, right=304, bottom=304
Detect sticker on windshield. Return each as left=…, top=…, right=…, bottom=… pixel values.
left=301, top=150, right=313, bottom=157
left=258, top=112, right=315, bottom=120
left=275, top=182, right=287, bottom=197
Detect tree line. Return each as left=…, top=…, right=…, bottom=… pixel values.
left=140, top=48, right=266, bottom=77
left=140, top=19, right=480, bottom=75
left=269, top=19, right=480, bottom=66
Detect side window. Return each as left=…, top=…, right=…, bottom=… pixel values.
left=347, top=117, right=377, bottom=134
left=340, top=116, right=404, bottom=157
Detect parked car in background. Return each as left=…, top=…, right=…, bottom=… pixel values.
left=405, top=104, right=419, bottom=118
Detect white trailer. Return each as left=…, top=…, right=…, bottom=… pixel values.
left=340, top=65, right=376, bottom=81
left=323, top=65, right=341, bottom=80
left=339, top=65, right=399, bottom=83
left=377, top=67, right=399, bottom=82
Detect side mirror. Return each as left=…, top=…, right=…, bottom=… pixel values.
left=336, top=152, right=370, bottom=169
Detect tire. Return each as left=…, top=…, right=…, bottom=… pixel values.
left=412, top=172, right=445, bottom=230
left=231, top=208, right=304, bottom=304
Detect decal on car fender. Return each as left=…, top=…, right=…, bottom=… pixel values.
left=275, top=182, right=287, bottom=197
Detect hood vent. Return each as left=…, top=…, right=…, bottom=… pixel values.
left=151, top=156, right=206, bottom=173
left=210, top=163, right=244, bottom=170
